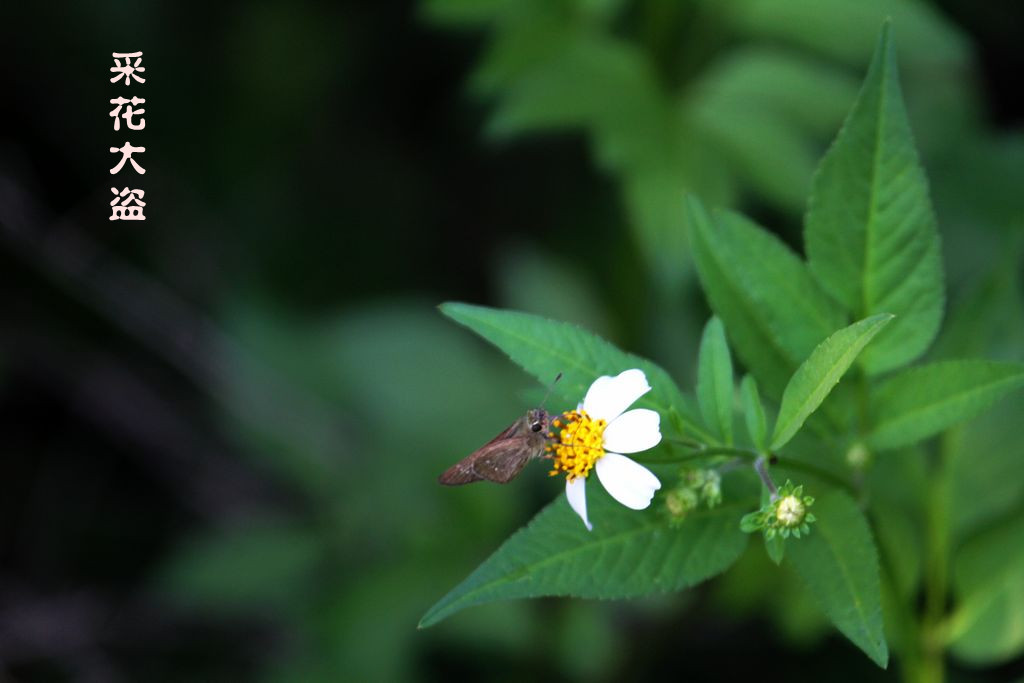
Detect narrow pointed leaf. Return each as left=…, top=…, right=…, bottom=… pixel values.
left=440, top=303, right=710, bottom=442
left=771, top=314, right=892, bottom=451
left=697, top=317, right=734, bottom=444
left=787, top=491, right=889, bottom=667
left=420, top=483, right=753, bottom=627
left=805, top=23, right=944, bottom=374
left=765, top=534, right=785, bottom=565
left=867, top=361, right=1024, bottom=450
left=740, top=374, right=768, bottom=452
left=687, top=196, right=846, bottom=399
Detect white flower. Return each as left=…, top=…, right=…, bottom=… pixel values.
left=547, top=369, right=662, bottom=530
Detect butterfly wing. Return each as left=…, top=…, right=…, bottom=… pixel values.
left=438, top=438, right=534, bottom=485
left=438, top=413, right=548, bottom=485
left=472, top=437, right=537, bottom=483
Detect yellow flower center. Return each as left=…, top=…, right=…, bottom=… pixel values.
left=546, top=410, right=607, bottom=481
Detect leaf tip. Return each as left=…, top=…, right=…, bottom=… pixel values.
left=418, top=604, right=444, bottom=629
left=871, top=643, right=890, bottom=669
left=877, top=17, right=893, bottom=47
left=873, top=19, right=898, bottom=72
left=438, top=301, right=479, bottom=323
left=683, top=193, right=712, bottom=227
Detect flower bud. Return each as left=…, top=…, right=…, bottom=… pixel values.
left=775, top=495, right=805, bottom=526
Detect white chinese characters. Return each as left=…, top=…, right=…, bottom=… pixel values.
left=110, top=187, right=146, bottom=221
left=108, top=51, right=147, bottom=221
left=109, top=96, right=146, bottom=131
left=109, top=142, right=146, bottom=174
left=110, top=52, right=146, bottom=85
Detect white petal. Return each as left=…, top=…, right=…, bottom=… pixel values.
left=602, top=409, right=662, bottom=454
left=581, top=369, right=651, bottom=422
left=565, top=477, right=592, bottom=531
left=595, top=453, right=661, bottom=510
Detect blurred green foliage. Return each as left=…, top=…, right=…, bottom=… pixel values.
left=423, top=0, right=972, bottom=289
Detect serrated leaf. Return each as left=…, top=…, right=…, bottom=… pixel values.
left=740, top=375, right=768, bottom=452
left=949, top=510, right=1024, bottom=664
left=420, top=480, right=753, bottom=627
left=866, top=361, right=1024, bottom=450
left=804, top=23, right=944, bottom=375
left=697, top=317, right=734, bottom=445
left=771, top=315, right=892, bottom=451
left=787, top=491, right=888, bottom=667
left=687, top=196, right=846, bottom=399
left=440, top=303, right=711, bottom=442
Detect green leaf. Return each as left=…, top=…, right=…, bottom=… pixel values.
left=866, top=361, right=1024, bottom=450
left=689, top=91, right=818, bottom=211
left=765, top=533, right=785, bottom=565
left=740, top=374, right=768, bottom=452
left=697, top=317, right=734, bottom=445
left=687, top=196, right=846, bottom=399
left=787, top=491, right=888, bottom=667
left=804, top=23, right=944, bottom=375
left=730, top=0, right=969, bottom=68
left=949, top=391, right=1024, bottom=542
left=771, top=315, right=893, bottom=451
left=949, top=510, right=1024, bottom=664
left=439, top=303, right=710, bottom=442
left=420, top=480, right=753, bottom=627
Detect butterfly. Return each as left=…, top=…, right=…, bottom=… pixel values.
left=438, top=408, right=552, bottom=485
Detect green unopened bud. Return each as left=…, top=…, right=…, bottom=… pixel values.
left=702, top=470, right=722, bottom=508
left=683, top=469, right=707, bottom=488
left=665, top=487, right=699, bottom=525
left=740, top=480, right=817, bottom=541
left=846, top=442, right=871, bottom=469
left=775, top=495, right=805, bottom=526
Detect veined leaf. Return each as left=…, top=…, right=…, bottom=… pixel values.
left=740, top=374, right=768, bottom=452
left=771, top=315, right=892, bottom=451
left=687, top=196, right=846, bottom=399
left=867, top=361, right=1024, bottom=450
left=440, top=303, right=710, bottom=442
left=805, top=23, right=944, bottom=375
left=697, top=317, right=734, bottom=445
left=787, top=491, right=888, bottom=667
left=420, top=479, right=753, bottom=627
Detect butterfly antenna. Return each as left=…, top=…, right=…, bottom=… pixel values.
left=538, top=372, right=563, bottom=409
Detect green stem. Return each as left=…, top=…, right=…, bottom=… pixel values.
left=754, top=455, right=779, bottom=500
left=915, top=431, right=957, bottom=683
left=648, top=439, right=855, bottom=493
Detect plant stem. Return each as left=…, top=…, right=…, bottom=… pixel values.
left=754, top=455, right=778, bottom=500
left=914, top=431, right=958, bottom=683
left=654, top=438, right=855, bottom=493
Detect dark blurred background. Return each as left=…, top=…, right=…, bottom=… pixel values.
left=1, top=1, right=1021, bottom=681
